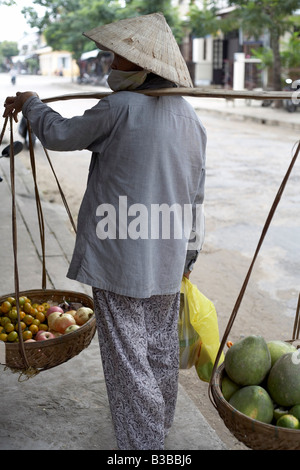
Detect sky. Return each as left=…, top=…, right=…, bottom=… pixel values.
left=0, top=1, right=39, bottom=43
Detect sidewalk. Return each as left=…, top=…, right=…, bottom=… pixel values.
left=187, top=96, right=300, bottom=131
left=0, top=143, right=227, bottom=451
left=0, top=84, right=298, bottom=451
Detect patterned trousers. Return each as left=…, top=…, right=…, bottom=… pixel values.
left=92, top=288, right=180, bottom=450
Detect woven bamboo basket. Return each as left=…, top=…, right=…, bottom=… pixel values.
left=209, top=140, right=300, bottom=450
left=3, top=289, right=96, bottom=372
left=0, top=117, right=96, bottom=374
left=211, top=360, right=300, bottom=450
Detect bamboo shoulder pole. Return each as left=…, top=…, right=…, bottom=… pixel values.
left=42, top=87, right=298, bottom=104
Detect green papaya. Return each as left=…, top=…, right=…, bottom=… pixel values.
left=229, top=385, right=274, bottom=424
left=224, top=335, right=271, bottom=385
left=267, top=340, right=297, bottom=367
left=267, top=351, right=300, bottom=407
left=221, top=375, right=241, bottom=401
left=290, top=404, right=300, bottom=421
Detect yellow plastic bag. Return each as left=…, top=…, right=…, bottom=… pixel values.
left=179, top=277, right=224, bottom=382
left=178, top=290, right=201, bottom=369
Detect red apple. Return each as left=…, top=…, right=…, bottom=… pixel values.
left=45, top=305, right=64, bottom=318
left=52, top=313, right=76, bottom=334
left=65, top=324, right=80, bottom=334
left=47, top=311, right=62, bottom=330
left=36, top=331, right=56, bottom=341
left=67, top=310, right=77, bottom=318
left=49, top=329, right=63, bottom=337
left=74, top=307, right=94, bottom=326
left=35, top=330, right=45, bottom=340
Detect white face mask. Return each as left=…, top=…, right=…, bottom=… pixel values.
left=107, top=69, right=148, bottom=91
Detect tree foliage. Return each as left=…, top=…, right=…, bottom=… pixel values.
left=0, top=41, right=18, bottom=58
left=21, top=0, right=183, bottom=60
left=281, top=32, right=300, bottom=70
left=0, top=40, right=18, bottom=71
left=188, top=1, right=238, bottom=37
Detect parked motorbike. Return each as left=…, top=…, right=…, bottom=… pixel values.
left=0, top=141, right=24, bottom=182
left=283, top=78, right=300, bottom=113
left=261, top=78, right=300, bottom=111
left=77, top=72, right=109, bottom=87
left=77, top=72, right=98, bottom=85
left=261, top=98, right=273, bottom=107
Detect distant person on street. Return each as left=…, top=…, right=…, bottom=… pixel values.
left=10, top=68, right=17, bottom=86
left=3, top=13, right=206, bottom=450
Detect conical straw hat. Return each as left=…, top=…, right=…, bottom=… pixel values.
left=83, top=12, right=193, bottom=88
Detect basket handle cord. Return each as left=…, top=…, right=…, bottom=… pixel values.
left=26, top=120, right=77, bottom=281
left=25, top=120, right=77, bottom=234
left=27, top=120, right=47, bottom=290
left=0, top=116, right=76, bottom=370
left=293, top=293, right=300, bottom=341
left=0, top=116, right=8, bottom=144
left=41, top=144, right=77, bottom=234
left=208, top=139, right=300, bottom=408
left=8, top=116, right=30, bottom=369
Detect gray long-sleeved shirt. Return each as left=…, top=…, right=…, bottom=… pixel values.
left=23, top=91, right=206, bottom=298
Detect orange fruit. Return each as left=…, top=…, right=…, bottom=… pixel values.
left=38, top=323, right=48, bottom=331
left=4, top=322, right=14, bottom=333
left=32, top=318, right=40, bottom=327
left=24, top=302, right=32, bottom=314
left=37, top=305, right=45, bottom=313
left=1, top=301, right=11, bottom=313
left=35, top=311, right=45, bottom=323
left=22, top=330, right=32, bottom=341
left=1, top=317, right=10, bottom=326
left=18, top=297, right=26, bottom=307
left=24, top=314, right=34, bottom=325
left=8, top=309, right=18, bottom=322
left=30, top=307, right=38, bottom=317
left=15, top=321, right=26, bottom=331
left=0, top=332, right=8, bottom=342
left=19, top=311, right=26, bottom=320
left=7, top=331, right=18, bottom=342
left=277, top=414, right=300, bottom=429
left=7, top=297, right=16, bottom=305
left=29, top=324, right=39, bottom=335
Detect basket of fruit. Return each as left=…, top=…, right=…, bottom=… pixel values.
left=0, top=116, right=97, bottom=374
left=1, top=289, right=96, bottom=372
left=209, top=141, right=300, bottom=449
left=210, top=334, right=300, bottom=450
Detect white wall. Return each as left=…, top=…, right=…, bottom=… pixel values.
left=192, top=37, right=213, bottom=85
